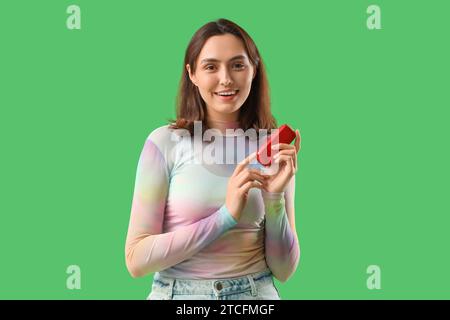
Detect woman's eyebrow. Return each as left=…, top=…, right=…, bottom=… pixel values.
left=200, top=55, right=247, bottom=64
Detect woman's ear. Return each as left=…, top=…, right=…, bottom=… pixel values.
left=186, top=64, right=198, bottom=86
left=252, top=66, right=257, bottom=80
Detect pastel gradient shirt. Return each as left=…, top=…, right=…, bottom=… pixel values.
left=125, top=121, right=300, bottom=282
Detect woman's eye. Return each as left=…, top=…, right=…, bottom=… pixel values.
left=204, top=63, right=245, bottom=71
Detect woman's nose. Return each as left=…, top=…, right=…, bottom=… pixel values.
left=219, top=68, right=233, bottom=86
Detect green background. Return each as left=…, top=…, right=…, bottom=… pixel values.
left=1, top=0, right=449, bottom=299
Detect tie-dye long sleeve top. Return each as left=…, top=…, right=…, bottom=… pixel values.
left=125, top=125, right=300, bottom=282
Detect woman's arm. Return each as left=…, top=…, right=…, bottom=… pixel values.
left=125, top=137, right=237, bottom=278
left=262, top=176, right=300, bottom=283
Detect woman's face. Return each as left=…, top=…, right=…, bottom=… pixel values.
left=187, top=34, right=256, bottom=121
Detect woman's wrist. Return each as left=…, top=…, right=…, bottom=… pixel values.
left=261, top=190, right=285, bottom=200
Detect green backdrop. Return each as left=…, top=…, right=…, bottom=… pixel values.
left=1, top=0, right=449, bottom=299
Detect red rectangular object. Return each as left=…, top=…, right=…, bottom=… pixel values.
left=257, top=124, right=296, bottom=166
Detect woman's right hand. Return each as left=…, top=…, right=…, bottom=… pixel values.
left=225, top=152, right=269, bottom=221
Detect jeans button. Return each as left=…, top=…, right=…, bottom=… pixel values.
left=215, top=282, right=223, bottom=291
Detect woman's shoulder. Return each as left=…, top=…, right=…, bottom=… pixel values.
left=145, top=123, right=188, bottom=151
left=146, top=124, right=173, bottom=142
left=144, top=123, right=187, bottom=171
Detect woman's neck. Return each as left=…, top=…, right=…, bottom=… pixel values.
left=206, top=117, right=241, bottom=135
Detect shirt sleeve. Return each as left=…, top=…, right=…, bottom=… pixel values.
left=125, top=136, right=237, bottom=278
left=262, top=177, right=300, bottom=283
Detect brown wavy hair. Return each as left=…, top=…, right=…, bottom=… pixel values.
left=167, top=18, right=277, bottom=136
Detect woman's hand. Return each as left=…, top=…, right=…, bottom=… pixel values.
left=263, top=129, right=301, bottom=193
left=226, top=152, right=270, bottom=221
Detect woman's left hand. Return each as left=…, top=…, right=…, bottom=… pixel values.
left=263, top=129, right=301, bottom=193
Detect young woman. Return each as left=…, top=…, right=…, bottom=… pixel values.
left=125, top=18, right=301, bottom=300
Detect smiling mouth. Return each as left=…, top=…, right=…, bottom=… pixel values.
left=214, top=90, right=239, bottom=97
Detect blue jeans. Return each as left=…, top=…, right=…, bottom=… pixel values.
left=147, top=269, right=281, bottom=300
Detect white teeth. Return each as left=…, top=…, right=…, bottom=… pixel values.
left=216, top=90, right=237, bottom=96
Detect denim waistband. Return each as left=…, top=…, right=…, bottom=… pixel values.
left=152, top=269, right=274, bottom=297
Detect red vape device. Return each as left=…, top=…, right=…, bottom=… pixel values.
left=257, top=124, right=296, bottom=166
